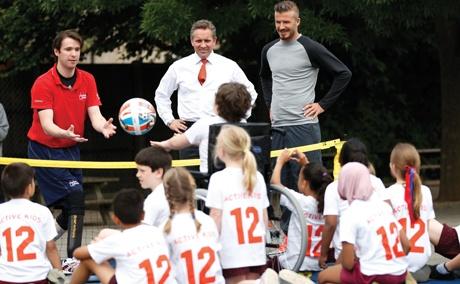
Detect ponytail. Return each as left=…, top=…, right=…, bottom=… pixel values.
left=242, top=148, right=257, bottom=194
left=189, top=199, right=202, bottom=233
left=405, top=166, right=422, bottom=222
left=164, top=205, right=175, bottom=235
left=317, top=171, right=332, bottom=214
left=303, top=163, right=333, bottom=214
left=216, top=125, right=258, bottom=194
left=390, top=143, right=423, bottom=223
left=163, top=167, right=201, bottom=234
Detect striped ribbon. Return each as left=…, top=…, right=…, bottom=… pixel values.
left=404, top=166, right=416, bottom=223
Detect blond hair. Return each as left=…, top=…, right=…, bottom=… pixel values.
left=390, top=143, right=422, bottom=220
left=163, top=168, right=201, bottom=234
left=215, top=125, right=257, bottom=193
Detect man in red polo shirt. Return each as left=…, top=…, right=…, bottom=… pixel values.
left=27, top=30, right=116, bottom=260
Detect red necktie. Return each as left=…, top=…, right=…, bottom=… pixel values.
left=198, top=59, right=207, bottom=85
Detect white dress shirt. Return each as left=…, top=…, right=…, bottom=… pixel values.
left=155, top=52, right=258, bottom=125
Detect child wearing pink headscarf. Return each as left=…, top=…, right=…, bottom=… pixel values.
left=318, top=162, right=409, bottom=284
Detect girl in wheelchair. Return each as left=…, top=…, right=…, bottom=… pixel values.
left=271, top=148, right=332, bottom=272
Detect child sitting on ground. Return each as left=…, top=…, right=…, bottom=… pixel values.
left=161, top=167, right=225, bottom=283
left=320, top=138, right=386, bottom=268
left=0, top=162, right=62, bottom=283
left=318, top=162, right=410, bottom=284
left=134, top=146, right=172, bottom=226
left=386, top=142, right=436, bottom=282
left=71, top=189, right=175, bottom=284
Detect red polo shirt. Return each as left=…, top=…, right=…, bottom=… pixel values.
left=27, top=65, right=101, bottom=148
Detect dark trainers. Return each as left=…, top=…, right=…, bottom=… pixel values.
left=429, top=264, right=455, bottom=280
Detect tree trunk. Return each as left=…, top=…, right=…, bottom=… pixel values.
left=436, top=16, right=460, bottom=201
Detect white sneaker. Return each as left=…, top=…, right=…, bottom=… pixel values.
left=279, top=269, right=314, bottom=284
left=61, top=257, right=80, bottom=275
left=260, top=268, right=279, bottom=284
left=47, top=268, right=66, bottom=284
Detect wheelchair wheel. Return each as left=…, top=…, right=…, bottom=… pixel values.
left=192, top=184, right=308, bottom=272
left=267, top=184, right=307, bottom=272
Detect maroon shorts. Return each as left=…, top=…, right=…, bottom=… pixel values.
left=109, top=275, right=117, bottom=284
left=0, top=280, right=48, bottom=284
left=222, top=264, right=267, bottom=279
left=435, top=224, right=460, bottom=259
left=340, top=261, right=406, bottom=284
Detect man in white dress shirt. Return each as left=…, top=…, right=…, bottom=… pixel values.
left=154, top=19, right=258, bottom=159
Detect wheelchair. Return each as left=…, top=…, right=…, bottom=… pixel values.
left=191, top=122, right=308, bottom=272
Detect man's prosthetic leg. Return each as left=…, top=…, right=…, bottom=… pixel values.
left=55, top=190, right=85, bottom=257
left=67, top=213, right=84, bottom=257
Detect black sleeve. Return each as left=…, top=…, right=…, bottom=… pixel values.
left=299, top=37, right=352, bottom=110
left=259, top=42, right=275, bottom=108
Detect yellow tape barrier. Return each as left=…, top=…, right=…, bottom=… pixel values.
left=269, top=139, right=342, bottom=158
left=0, top=157, right=197, bottom=169
left=0, top=139, right=343, bottom=176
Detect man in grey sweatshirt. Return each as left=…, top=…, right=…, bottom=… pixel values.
left=260, top=0, right=351, bottom=192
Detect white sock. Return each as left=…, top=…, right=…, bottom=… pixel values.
left=436, top=263, right=450, bottom=275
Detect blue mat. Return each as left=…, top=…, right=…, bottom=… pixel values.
left=428, top=280, right=460, bottom=284
left=87, top=275, right=100, bottom=283
left=84, top=272, right=460, bottom=284
left=306, top=271, right=460, bottom=283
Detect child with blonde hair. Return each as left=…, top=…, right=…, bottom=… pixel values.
left=318, top=162, right=409, bottom=284
left=206, top=125, right=269, bottom=284
left=386, top=142, right=435, bottom=281
left=161, top=167, right=224, bottom=283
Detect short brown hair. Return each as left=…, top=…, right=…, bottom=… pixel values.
left=190, top=19, right=217, bottom=40
left=274, top=1, right=299, bottom=16
left=52, top=29, right=83, bottom=51
left=112, top=189, right=144, bottom=225
left=1, top=163, right=34, bottom=198
left=135, top=146, right=172, bottom=176
left=215, top=83, right=251, bottom=122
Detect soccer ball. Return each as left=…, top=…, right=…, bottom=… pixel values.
left=118, top=98, right=156, bottom=135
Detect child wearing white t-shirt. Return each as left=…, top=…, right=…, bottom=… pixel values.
left=71, top=189, right=175, bottom=284
left=150, top=82, right=252, bottom=173
left=206, top=125, right=269, bottom=284
left=0, top=163, right=62, bottom=283
left=134, top=146, right=172, bottom=227
left=318, top=162, right=409, bottom=284
left=386, top=143, right=435, bottom=282
left=271, top=149, right=332, bottom=271
left=320, top=138, right=386, bottom=268
left=161, top=167, right=225, bottom=283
